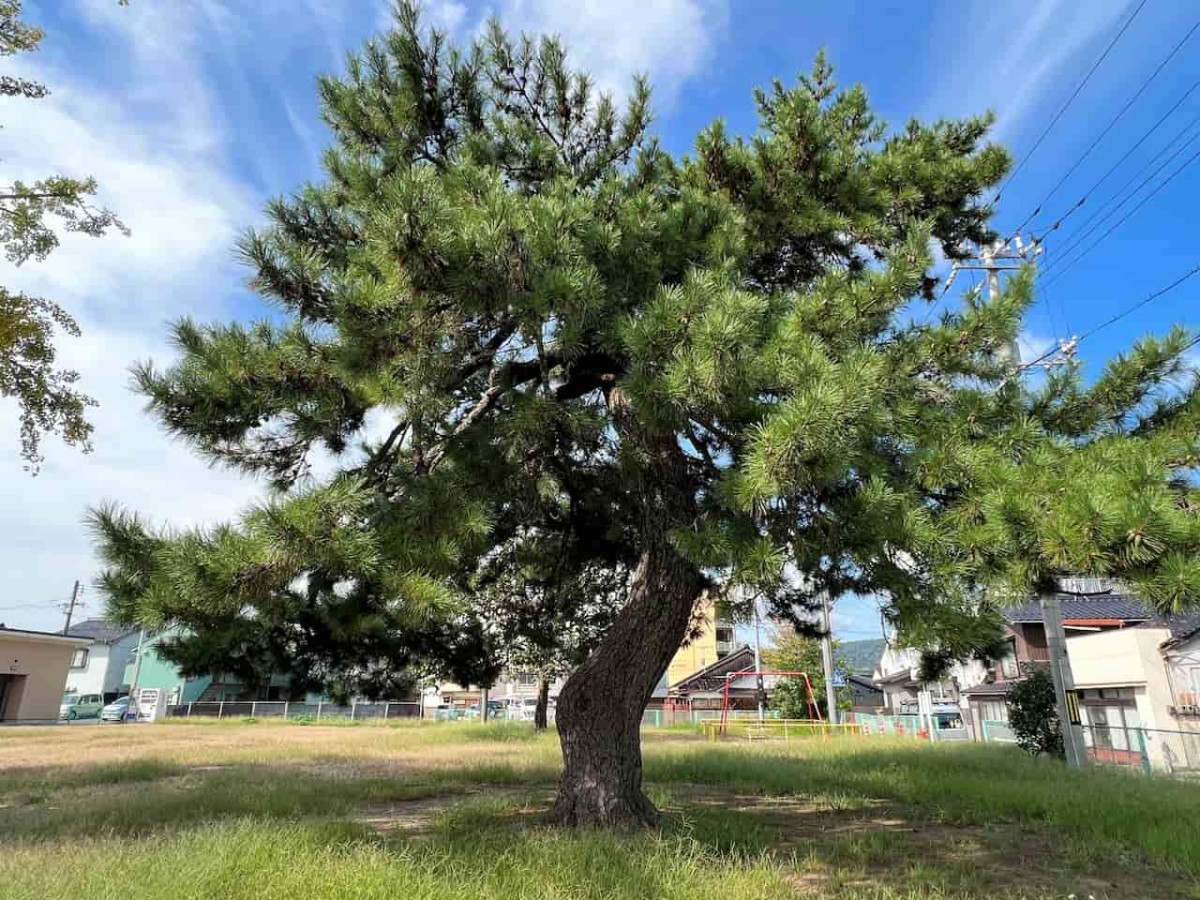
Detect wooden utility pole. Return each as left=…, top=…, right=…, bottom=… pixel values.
left=61, top=580, right=80, bottom=635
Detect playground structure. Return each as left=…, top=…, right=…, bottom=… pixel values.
left=707, top=669, right=839, bottom=741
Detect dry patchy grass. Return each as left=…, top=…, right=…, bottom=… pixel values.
left=0, top=721, right=1197, bottom=899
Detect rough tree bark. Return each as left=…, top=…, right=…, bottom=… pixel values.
left=534, top=675, right=550, bottom=731
left=549, top=538, right=705, bottom=827
left=549, top=386, right=706, bottom=827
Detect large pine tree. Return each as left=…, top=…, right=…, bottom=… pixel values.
left=93, top=6, right=1200, bottom=827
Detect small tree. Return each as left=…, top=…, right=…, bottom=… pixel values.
left=765, top=629, right=844, bottom=718
left=1006, top=664, right=1064, bottom=758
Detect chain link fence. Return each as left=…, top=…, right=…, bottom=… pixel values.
left=165, top=700, right=423, bottom=721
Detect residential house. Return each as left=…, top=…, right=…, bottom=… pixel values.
left=63, top=618, right=140, bottom=702
left=668, top=646, right=770, bottom=711
left=121, top=632, right=293, bottom=705
left=960, top=593, right=1150, bottom=736
left=869, top=590, right=1151, bottom=738
left=423, top=671, right=567, bottom=714
left=1162, top=615, right=1200, bottom=726
left=845, top=673, right=884, bottom=710
left=1065, top=614, right=1200, bottom=772
left=872, top=643, right=983, bottom=713
left=0, top=626, right=92, bottom=722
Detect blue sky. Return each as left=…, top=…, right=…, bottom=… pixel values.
left=2, top=0, right=1198, bottom=643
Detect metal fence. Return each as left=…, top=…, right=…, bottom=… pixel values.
left=980, top=719, right=1200, bottom=776
left=165, top=700, right=423, bottom=721
left=701, top=719, right=862, bottom=741
left=847, top=712, right=971, bottom=741
left=640, top=708, right=782, bottom=728
left=1079, top=724, right=1200, bottom=776
left=980, top=719, right=1017, bottom=743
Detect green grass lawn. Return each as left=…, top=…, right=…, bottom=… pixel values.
left=0, top=721, right=1197, bottom=899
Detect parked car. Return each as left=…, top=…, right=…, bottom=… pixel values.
left=59, top=693, right=104, bottom=720
left=99, top=696, right=132, bottom=722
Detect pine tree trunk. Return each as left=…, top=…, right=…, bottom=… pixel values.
left=549, top=538, right=705, bottom=827
left=534, top=676, right=550, bottom=731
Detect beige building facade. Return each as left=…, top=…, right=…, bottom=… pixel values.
left=0, top=627, right=92, bottom=723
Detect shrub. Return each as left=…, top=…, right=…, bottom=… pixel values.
left=1006, top=664, right=1064, bottom=758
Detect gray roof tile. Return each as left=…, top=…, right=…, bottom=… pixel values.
left=1005, top=595, right=1149, bottom=624
left=66, top=618, right=136, bottom=645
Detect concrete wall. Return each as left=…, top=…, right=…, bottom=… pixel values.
left=1068, top=628, right=1168, bottom=697
left=0, top=632, right=90, bottom=722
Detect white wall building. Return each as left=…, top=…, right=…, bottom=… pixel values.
left=62, top=619, right=140, bottom=699
left=872, top=644, right=987, bottom=712
left=1068, top=617, right=1200, bottom=772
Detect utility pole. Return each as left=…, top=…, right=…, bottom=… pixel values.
left=819, top=591, right=838, bottom=725
left=61, top=580, right=80, bottom=636
left=751, top=596, right=766, bottom=721
left=950, top=235, right=1042, bottom=367
left=125, top=629, right=146, bottom=723
left=967, top=236, right=1086, bottom=767
left=1041, top=588, right=1089, bottom=767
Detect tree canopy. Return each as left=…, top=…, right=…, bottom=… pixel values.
left=91, top=3, right=1200, bottom=826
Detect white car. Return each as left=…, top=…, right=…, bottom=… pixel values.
left=99, top=696, right=132, bottom=722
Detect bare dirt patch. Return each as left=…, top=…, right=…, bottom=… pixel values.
left=356, top=787, right=555, bottom=837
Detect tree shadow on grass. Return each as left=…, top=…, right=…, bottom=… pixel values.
left=652, top=784, right=1196, bottom=900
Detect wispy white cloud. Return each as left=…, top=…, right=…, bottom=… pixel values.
left=0, top=1, right=267, bottom=631
left=486, top=0, right=728, bottom=104
left=925, top=0, right=1132, bottom=143
left=1017, top=330, right=1055, bottom=364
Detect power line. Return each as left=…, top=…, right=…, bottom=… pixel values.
left=1008, top=18, right=1200, bottom=239
left=994, top=0, right=1149, bottom=205
left=1019, top=264, right=1200, bottom=373
left=1040, top=103, right=1200, bottom=278
left=1042, top=140, right=1200, bottom=287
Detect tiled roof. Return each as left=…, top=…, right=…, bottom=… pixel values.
left=1004, top=595, right=1150, bottom=624
left=1147, top=613, right=1200, bottom=643
left=66, top=617, right=136, bottom=645
left=840, top=639, right=886, bottom=676
left=670, top=645, right=756, bottom=693
left=0, top=625, right=90, bottom=643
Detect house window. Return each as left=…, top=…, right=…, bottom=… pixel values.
left=516, top=672, right=537, bottom=686
left=999, top=641, right=1019, bottom=679
left=70, top=648, right=88, bottom=669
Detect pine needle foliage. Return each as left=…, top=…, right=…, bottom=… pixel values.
left=91, top=4, right=1200, bottom=702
